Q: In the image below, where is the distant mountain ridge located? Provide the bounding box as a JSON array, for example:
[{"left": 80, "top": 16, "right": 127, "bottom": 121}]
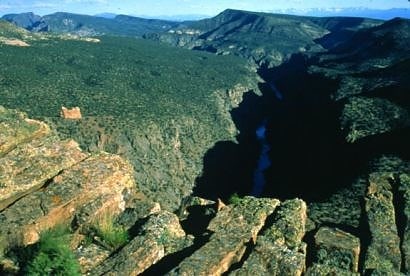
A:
[
  {"left": 145, "top": 9, "right": 383, "bottom": 67},
  {"left": 2, "top": 12, "right": 178, "bottom": 36},
  {"left": 283, "top": 8, "right": 410, "bottom": 20}
]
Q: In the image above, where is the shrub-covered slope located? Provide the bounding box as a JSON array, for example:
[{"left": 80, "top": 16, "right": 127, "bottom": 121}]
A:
[{"left": 0, "top": 23, "right": 259, "bottom": 210}]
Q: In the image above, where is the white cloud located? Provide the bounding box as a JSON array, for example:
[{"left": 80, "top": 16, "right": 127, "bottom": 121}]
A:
[
  {"left": 33, "top": 2, "right": 58, "bottom": 8},
  {"left": 64, "top": 0, "right": 108, "bottom": 3}
]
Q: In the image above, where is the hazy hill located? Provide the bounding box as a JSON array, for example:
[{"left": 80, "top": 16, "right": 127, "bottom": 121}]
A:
[
  {"left": 2, "top": 12, "right": 48, "bottom": 32},
  {"left": 2, "top": 12, "right": 179, "bottom": 36}
]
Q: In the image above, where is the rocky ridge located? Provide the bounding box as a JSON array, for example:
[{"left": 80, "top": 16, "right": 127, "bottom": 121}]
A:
[{"left": 1, "top": 106, "right": 409, "bottom": 275}]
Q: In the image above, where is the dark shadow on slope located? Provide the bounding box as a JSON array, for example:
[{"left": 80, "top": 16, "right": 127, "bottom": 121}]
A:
[
  {"left": 260, "top": 53, "right": 410, "bottom": 202},
  {"left": 193, "top": 85, "right": 276, "bottom": 202},
  {"left": 141, "top": 233, "right": 211, "bottom": 276}
]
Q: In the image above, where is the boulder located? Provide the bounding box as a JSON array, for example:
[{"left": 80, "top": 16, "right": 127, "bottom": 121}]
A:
[
  {"left": 60, "top": 106, "right": 82, "bottom": 120},
  {"left": 0, "top": 138, "right": 88, "bottom": 211},
  {"left": 0, "top": 153, "right": 135, "bottom": 253},
  {"left": 313, "top": 227, "right": 360, "bottom": 273},
  {"left": 306, "top": 264, "right": 360, "bottom": 276},
  {"left": 399, "top": 173, "right": 410, "bottom": 273},
  {"left": 169, "top": 197, "right": 280, "bottom": 275},
  {"left": 364, "top": 173, "right": 402, "bottom": 273},
  {"left": 91, "top": 211, "right": 193, "bottom": 275},
  {"left": 0, "top": 106, "right": 50, "bottom": 156},
  {"left": 232, "top": 199, "right": 307, "bottom": 276}
]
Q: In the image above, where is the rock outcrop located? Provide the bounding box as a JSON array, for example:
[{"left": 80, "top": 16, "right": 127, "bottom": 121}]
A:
[
  {"left": 307, "top": 227, "right": 360, "bottom": 274},
  {"left": 364, "top": 173, "right": 402, "bottom": 273},
  {"left": 60, "top": 106, "right": 82, "bottom": 120},
  {"left": 399, "top": 174, "right": 410, "bottom": 273},
  {"left": 232, "top": 199, "right": 307, "bottom": 276},
  {"left": 170, "top": 197, "right": 280, "bottom": 275},
  {"left": 91, "top": 211, "right": 193, "bottom": 275},
  {"left": 0, "top": 107, "right": 137, "bottom": 263}
]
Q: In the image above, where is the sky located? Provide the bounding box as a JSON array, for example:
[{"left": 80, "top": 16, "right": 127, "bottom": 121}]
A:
[{"left": 0, "top": 0, "right": 409, "bottom": 17}]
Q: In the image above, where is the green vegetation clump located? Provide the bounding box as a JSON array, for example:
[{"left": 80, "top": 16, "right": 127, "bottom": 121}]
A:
[
  {"left": 228, "top": 192, "right": 243, "bottom": 205},
  {"left": 9, "top": 226, "right": 80, "bottom": 276},
  {"left": 91, "top": 212, "right": 129, "bottom": 251}
]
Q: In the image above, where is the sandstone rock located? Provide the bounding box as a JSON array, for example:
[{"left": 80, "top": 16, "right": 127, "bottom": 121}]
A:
[
  {"left": 0, "top": 138, "right": 88, "bottom": 211},
  {"left": 76, "top": 243, "right": 110, "bottom": 274},
  {"left": 0, "top": 153, "right": 135, "bottom": 253},
  {"left": 0, "top": 106, "right": 50, "bottom": 156},
  {"left": 3, "top": 39, "right": 30, "bottom": 47},
  {"left": 364, "top": 172, "right": 402, "bottom": 273},
  {"left": 91, "top": 211, "right": 193, "bottom": 275},
  {"left": 232, "top": 199, "right": 307, "bottom": 276},
  {"left": 169, "top": 197, "right": 280, "bottom": 275},
  {"left": 313, "top": 227, "right": 360, "bottom": 273},
  {"left": 60, "top": 106, "right": 82, "bottom": 120},
  {"left": 399, "top": 173, "right": 410, "bottom": 273}
]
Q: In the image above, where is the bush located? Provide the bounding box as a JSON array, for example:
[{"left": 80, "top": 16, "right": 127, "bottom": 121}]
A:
[
  {"left": 91, "top": 212, "right": 129, "bottom": 251},
  {"left": 17, "top": 226, "right": 80, "bottom": 275},
  {"left": 228, "top": 192, "right": 243, "bottom": 205}
]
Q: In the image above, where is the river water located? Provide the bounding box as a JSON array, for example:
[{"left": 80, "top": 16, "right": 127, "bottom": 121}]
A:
[
  {"left": 251, "top": 82, "right": 283, "bottom": 196},
  {"left": 251, "top": 121, "right": 271, "bottom": 196}
]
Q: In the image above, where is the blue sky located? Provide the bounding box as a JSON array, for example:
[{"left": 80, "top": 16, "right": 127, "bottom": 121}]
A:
[{"left": 0, "top": 0, "right": 409, "bottom": 16}]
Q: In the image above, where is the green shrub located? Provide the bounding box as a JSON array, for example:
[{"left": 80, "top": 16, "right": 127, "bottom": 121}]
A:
[
  {"left": 17, "top": 226, "right": 80, "bottom": 276},
  {"left": 228, "top": 192, "right": 243, "bottom": 205},
  {"left": 91, "top": 212, "right": 129, "bottom": 251}
]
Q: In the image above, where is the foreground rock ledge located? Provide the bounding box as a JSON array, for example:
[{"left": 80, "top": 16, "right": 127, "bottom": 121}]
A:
[
  {"left": 0, "top": 107, "right": 137, "bottom": 257},
  {"left": 169, "top": 197, "right": 280, "bottom": 275}
]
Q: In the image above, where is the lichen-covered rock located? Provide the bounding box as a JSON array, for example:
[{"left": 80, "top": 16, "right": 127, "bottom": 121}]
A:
[
  {"left": 91, "top": 211, "right": 193, "bottom": 276},
  {"left": 0, "top": 138, "right": 88, "bottom": 211},
  {"left": 232, "top": 199, "right": 307, "bottom": 276},
  {"left": 0, "top": 153, "right": 135, "bottom": 253},
  {"left": 306, "top": 264, "right": 360, "bottom": 276},
  {"left": 364, "top": 172, "right": 402, "bottom": 273},
  {"left": 313, "top": 227, "right": 360, "bottom": 273},
  {"left": 0, "top": 106, "right": 50, "bottom": 156},
  {"left": 76, "top": 243, "right": 110, "bottom": 274},
  {"left": 169, "top": 197, "right": 280, "bottom": 275},
  {"left": 399, "top": 173, "right": 410, "bottom": 273}
]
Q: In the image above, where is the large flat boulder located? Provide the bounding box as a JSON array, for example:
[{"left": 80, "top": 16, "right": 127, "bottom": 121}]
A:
[
  {"left": 0, "top": 106, "right": 49, "bottom": 156},
  {"left": 169, "top": 197, "right": 280, "bottom": 275},
  {"left": 91, "top": 211, "right": 192, "bottom": 275},
  {"left": 0, "top": 153, "right": 135, "bottom": 253},
  {"left": 232, "top": 199, "right": 307, "bottom": 276},
  {"left": 0, "top": 138, "right": 88, "bottom": 211},
  {"left": 313, "top": 227, "right": 360, "bottom": 273},
  {"left": 399, "top": 173, "right": 410, "bottom": 273},
  {"left": 364, "top": 173, "right": 402, "bottom": 273}
]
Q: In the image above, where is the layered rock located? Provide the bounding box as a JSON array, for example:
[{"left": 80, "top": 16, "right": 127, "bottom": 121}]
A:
[
  {"left": 169, "top": 197, "right": 280, "bottom": 275},
  {"left": 0, "top": 107, "right": 137, "bottom": 265},
  {"left": 91, "top": 211, "right": 193, "bottom": 275},
  {"left": 0, "top": 106, "right": 50, "bottom": 156},
  {"left": 364, "top": 173, "right": 402, "bottom": 273},
  {"left": 60, "top": 106, "right": 82, "bottom": 120},
  {"left": 0, "top": 138, "right": 87, "bottom": 211},
  {"left": 307, "top": 227, "right": 360, "bottom": 274},
  {"left": 232, "top": 199, "right": 307, "bottom": 276},
  {"left": 399, "top": 174, "right": 410, "bottom": 273}
]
